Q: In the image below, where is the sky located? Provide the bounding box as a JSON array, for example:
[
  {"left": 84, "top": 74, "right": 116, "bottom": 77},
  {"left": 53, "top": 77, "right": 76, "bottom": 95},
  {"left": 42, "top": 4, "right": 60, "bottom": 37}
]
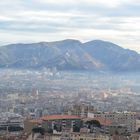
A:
[{"left": 0, "top": 0, "right": 140, "bottom": 52}]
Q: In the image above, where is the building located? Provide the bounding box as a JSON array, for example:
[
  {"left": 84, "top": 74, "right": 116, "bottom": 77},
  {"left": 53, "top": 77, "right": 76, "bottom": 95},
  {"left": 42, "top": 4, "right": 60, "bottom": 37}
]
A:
[
  {"left": 90, "top": 112, "right": 137, "bottom": 133},
  {"left": 0, "top": 112, "right": 24, "bottom": 137},
  {"left": 35, "top": 132, "right": 109, "bottom": 140},
  {"left": 136, "top": 119, "right": 140, "bottom": 131},
  {"left": 41, "top": 115, "right": 82, "bottom": 132},
  {"left": 71, "top": 133, "right": 109, "bottom": 140},
  {"left": 109, "top": 124, "right": 128, "bottom": 135},
  {"left": 67, "top": 103, "right": 96, "bottom": 117}
]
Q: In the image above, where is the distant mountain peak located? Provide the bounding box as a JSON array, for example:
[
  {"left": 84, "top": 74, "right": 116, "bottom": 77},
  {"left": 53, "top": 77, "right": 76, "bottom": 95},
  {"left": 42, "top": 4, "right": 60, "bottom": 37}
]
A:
[
  {"left": 61, "top": 39, "right": 81, "bottom": 43},
  {"left": 0, "top": 39, "right": 140, "bottom": 72},
  {"left": 84, "top": 40, "right": 122, "bottom": 48}
]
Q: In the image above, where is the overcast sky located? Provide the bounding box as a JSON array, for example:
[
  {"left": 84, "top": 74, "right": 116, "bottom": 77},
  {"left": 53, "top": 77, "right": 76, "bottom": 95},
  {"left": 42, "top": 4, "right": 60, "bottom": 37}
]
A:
[{"left": 0, "top": 0, "right": 140, "bottom": 52}]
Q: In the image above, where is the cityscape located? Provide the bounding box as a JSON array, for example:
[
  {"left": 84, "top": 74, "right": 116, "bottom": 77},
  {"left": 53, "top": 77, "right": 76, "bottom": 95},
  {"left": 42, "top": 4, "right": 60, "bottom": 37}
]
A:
[
  {"left": 0, "top": 0, "right": 140, "bottom": 140},
  {"left": 0, "top": 70, "right": 140, "bottom": 139}
]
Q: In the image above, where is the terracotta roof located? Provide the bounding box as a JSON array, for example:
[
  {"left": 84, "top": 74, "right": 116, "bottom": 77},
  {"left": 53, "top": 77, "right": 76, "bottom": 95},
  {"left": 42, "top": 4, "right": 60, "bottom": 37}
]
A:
[
  {"left": 42, "top": 115, "right": 81, "bottom": 121},
  {"left": 83, "top": 117, "right": 112, "bottom": 126},
  {"left": 95, "top": 117, "right": 112, "bottom": 126},
  {"left": 29, "top": 119, "right": 43, "bottom": 123}
]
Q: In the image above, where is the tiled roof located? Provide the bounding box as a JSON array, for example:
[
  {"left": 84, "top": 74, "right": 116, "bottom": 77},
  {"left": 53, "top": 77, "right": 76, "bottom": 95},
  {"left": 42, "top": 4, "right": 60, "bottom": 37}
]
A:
[
  {"left": 95, "top": 117, "right": 112, "bottom": 126},
  {"left": 42, "top": 115, "right": 81, "bottom": 121},
  {"left": 83, "top": 117, "right": 112, "bottom": 126},
  {"left": 29, "top": 119, "right": 43, "bottom": 123}
]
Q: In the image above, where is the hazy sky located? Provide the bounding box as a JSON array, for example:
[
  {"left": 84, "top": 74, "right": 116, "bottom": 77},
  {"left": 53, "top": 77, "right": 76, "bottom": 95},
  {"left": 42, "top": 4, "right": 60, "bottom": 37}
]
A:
[{"left": 0, "top": 0, "right": 140, "bottom": 52}]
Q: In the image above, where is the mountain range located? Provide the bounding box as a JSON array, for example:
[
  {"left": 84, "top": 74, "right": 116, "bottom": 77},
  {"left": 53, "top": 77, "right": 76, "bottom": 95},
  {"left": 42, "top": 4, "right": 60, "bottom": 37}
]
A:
[{"left": 0, "top": 39, "right": 140, "bottom": 72}]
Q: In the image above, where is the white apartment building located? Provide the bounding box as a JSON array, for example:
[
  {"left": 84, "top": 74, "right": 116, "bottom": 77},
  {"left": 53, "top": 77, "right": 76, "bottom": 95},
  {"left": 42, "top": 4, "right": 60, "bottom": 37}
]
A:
[
  {"left": 0, "top": 112, "right": 24, "bottom": 131},
  {"left": 90, "top": 112, "right": 137, "bottom": 132}
]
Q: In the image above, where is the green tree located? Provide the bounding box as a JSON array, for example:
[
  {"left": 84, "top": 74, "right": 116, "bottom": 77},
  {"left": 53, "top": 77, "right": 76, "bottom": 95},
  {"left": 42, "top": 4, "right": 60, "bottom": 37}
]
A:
[
  {"left": 86, "top": 120, "right": 101, "bottom": 128},
  {"left": 32, "top": 127, "right": 45, "bottom": 135}
]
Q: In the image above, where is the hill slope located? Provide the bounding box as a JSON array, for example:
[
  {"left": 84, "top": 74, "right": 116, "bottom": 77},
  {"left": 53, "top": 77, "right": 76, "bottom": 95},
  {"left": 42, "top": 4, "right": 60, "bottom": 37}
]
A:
[{"left": 0, "top": 39, "right": 140, "bottom": 72}]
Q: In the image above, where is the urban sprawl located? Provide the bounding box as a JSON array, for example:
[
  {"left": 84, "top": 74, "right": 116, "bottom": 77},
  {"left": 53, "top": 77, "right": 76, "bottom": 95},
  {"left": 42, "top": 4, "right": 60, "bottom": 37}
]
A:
[{"left": 0, "top": 70, "right": 140, "bottom": 140}]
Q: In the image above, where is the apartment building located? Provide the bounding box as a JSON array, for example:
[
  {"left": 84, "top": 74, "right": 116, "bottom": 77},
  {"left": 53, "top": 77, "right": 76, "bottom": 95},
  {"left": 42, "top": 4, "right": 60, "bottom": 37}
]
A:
[
  {"left": 41, "top": 115, "right": 81, "bottom": 132},
  {"left": 92, "top": 112, "right": 137, "bottom": 132},
  {"left": 0, "top": 112, "right": 24, "bottom": 129},
  {"left": 67, "top": 103, "right": 96, "bottom": 117}
]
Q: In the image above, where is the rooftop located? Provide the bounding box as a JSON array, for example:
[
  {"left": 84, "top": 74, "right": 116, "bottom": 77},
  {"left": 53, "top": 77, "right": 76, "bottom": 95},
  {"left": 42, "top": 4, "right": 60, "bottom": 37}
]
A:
[
  {"left": 29, "top": 119, "right": 43, "bottom": 123},
  {"left": 42, "top": 115, "right": 81, "bottom": 121},
  {"left": 83, "top": 117, "right": 112, "bottom": 126}
]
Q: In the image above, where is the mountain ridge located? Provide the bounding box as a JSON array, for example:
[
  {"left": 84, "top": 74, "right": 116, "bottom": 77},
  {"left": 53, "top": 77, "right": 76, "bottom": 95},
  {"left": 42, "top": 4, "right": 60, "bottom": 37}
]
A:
[{"left": 0, "top": 39, "right": 140, "bottom": 72}]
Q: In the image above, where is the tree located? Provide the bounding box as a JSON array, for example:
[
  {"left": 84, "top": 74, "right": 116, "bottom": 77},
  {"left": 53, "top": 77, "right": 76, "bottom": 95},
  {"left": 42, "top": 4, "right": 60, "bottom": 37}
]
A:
[
  {"left": 32, "top": 127, "right": 45, "bottom": 135},
  {"left": 73, "top": 125, "right": 80, "bottom": 132},
  {"left": 86, "top": 120, "right": 101, "bottom": 128}
]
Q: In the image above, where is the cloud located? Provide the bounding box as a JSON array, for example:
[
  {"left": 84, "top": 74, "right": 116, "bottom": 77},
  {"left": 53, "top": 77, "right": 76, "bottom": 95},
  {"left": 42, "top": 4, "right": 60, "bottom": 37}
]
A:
[{"left": 0, "top": 0, "right": 140, "bottom": 52}]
